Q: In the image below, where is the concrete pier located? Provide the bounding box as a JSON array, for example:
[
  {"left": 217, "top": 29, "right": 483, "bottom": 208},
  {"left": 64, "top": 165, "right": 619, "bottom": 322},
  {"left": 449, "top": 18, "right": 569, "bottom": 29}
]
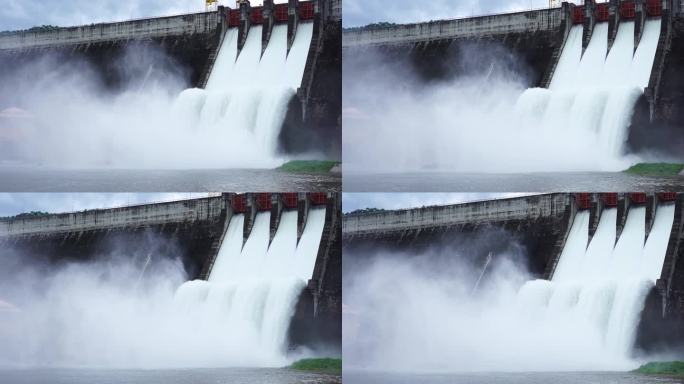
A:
[
  {"left": 343, "top": 8, "right": 563, "bottom": 48},
  {"left": 0, "top": 12, "right": 222, "bottom": 51}
]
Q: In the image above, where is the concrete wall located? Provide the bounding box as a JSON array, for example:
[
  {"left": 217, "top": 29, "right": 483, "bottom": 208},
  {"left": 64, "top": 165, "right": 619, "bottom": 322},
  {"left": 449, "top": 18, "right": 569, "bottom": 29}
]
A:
[
  {"left": 629, "top": 16, "right": 684, "bottom": 157},
  {"left": 344, "top": 194, "right": 571, "bottom": 237},
  {"left": 343, "top": 8, "right": 564, "bottom": 89},
  {"left": 0, "top": 12, "right": 221, "bottom": 51},
  {"left": 344, "top": 194, "right": 574, "bottom": 278},
  {"left": 330, "top": 0, "right": 342, "bottom": 21},
  {"left": 0, "top": 197, "right": 225, "bottom": 237},
  {"left": 343, "top": 8, "right": 563, "bottom": 47},
  {"left": 289, "top": 193, "right": 342, "bottom": 352}
]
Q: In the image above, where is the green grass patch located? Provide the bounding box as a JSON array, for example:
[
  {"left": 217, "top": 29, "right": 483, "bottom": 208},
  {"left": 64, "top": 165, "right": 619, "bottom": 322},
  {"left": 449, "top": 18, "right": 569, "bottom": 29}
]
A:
[
  {"left": 278, "top": 160, "right": 340, "bottom": 173},
  {"left": 289, "top": 358, "right": 342, "bottom": 375},
  {"left": 624, "top": 163, "right": 684, "bottom": 176},
  {"left": 634, "top": 361, "right": 684, "bottom": 376}
]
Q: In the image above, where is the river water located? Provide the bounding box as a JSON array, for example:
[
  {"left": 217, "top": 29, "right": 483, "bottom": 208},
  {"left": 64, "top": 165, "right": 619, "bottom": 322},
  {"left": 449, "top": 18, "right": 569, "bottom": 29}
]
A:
[
  {"left": 345, "top": 371, "right": 684, "bottom": 384},
  {"left": 0, "top": 368, "right": 341, "bottom": 384},
  {"left": 0, "top": 166, "right": 340, "bottom": 192},
  {"left": 344, "top": 172, "right": 684, "bottom": 192}
]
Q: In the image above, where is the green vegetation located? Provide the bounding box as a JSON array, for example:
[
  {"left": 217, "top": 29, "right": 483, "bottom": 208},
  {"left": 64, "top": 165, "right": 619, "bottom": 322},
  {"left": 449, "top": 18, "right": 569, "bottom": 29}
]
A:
[
  {"left": 624, "top": 163, "right": 684, "bottom": 176},
  {"left": 345, "top": 22, "right": 399, "bottom": 32},
  {"left": 1, "top": 25, "right": 60, "bottom": 35},
  {"left": 289, "top": 358, "right": 342, "bottom": 375},
  {"left": 635, "top": 361, "right": 684, "bottom": 376},
  {"left": 0, "top": 211, "right": 50, "bottom": 220},
  {"left": 346, "top": 208, "right": 387, "bottom": 215},
  {"left": 278, "top": 160, "right": 340, "bottom": 173}
]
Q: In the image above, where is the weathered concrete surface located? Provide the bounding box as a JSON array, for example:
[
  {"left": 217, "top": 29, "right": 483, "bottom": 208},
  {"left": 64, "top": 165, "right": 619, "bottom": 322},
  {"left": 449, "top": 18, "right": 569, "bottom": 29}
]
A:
[
  {"left": 0, "top": 12, "right": 221, "bottom": 50},
  {"left": 343, "top": 8, "right": 563, "bottom": 47},
  {"left": 0, "top": 197, "right": 224, "bottom": 237},
  {"left": 343, "top": 8, "right": 564, "bottom": 88},
  {"left": 344, "top": 194, "right": 570, "bottom": 236},
  {"left": 344, "top": 194, "right": 574, "bottom": 277},
  {"left": 0, "top": 196, "right": 228, "bottom": 279}
]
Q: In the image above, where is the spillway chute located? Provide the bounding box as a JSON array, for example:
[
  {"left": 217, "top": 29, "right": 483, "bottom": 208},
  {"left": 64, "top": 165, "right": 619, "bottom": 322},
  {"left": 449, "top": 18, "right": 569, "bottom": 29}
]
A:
[
  {"left": 516, "top": 197, "right": 675, "bottom": 367},
  {"left": 172, "top": 203, "right": 328, "bottom": 366},
  {"left": 517, "top": 16, "right": 663, "bottom": 169},
  {"left": 171, "top": 21, "right": 314, "bottom": 168}
]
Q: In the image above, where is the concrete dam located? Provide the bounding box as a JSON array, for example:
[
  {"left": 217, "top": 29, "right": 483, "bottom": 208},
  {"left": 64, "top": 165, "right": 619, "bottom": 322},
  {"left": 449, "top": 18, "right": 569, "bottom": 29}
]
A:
[
  {"left": 343, "top": 0, "right": 684, "bottom": 169},
  {"left": 0, "top": 0, "right": 341, "bottom": 162},
  {"left": 343, "top": 192, "right": 684, "bottom": 362},
  {"left": 0, "top": 193, "right": 341, "bottom": 357}
]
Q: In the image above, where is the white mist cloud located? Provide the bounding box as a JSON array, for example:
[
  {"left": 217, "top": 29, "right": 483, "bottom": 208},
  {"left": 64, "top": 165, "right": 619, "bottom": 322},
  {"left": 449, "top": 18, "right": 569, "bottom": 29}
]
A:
[
  {"left": 0, "top": 43, "right": 294, "bottom": 169},
  {"left": 343, "top": 249, "right": 643, "bottom": 373},
  {"left": 0, "top": 242, "right": 303, "bottom": 368},
  {"left": 343, "top": 45, "right": 641, "bottom": 173}
]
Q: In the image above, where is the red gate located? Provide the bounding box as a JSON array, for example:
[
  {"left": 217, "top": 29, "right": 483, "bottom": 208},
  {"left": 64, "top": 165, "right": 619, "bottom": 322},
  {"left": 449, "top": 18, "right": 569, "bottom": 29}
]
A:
[
  {"left": 630, "top": 193, "right": 647, "bottom": 204},
  {"left": 251, "top": 7, "right": 263, "bottom": 24},
  {"left": 300, "top": 1, "right": 315, "bottom": 20},
  {"left": 620, "top": 1, "right": 636, "bottom": 18},
  {"left": 646, "top": 0, "right": 662, "bottom": 17},
  {"left": 256, "top": 193, "right": 272, "bottom": 211},
  {"left": 282, "top": 193, "right": 299, "bottom": 209},
  {"left": 275, "top": 3, "right": 288, "bottom": 21},
  {"left": 573, "top": 6, "right": 585, "bottom": 24},
  {"left": 310, "top": 193, "right": 327, "bottom": 206},
  {"left": 596, "top": 3, "right": 610, "bottom": 22},
  {"left": 229, "top": 9, "right": 241, "bottom": 27},
  {"left": 232, "top": 194, "right": 247, "bottom": 213},
  {"left": 576, "top": 193, "right": 591, "bottom": 210},
  {"left": 603, "top": 193, "right": 618, "bottom": 207}
]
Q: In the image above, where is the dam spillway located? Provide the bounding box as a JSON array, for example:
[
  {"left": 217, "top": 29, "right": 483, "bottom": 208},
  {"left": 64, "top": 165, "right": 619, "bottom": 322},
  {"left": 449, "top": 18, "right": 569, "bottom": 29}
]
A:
[
  {"left": 343, "top": 0, "right": 684, "bottom": 171},
  {"left": 0, "top": 0, "right": 342, "bottom": 165},
  {"left": 175, "top": 204, "right": 326, "bottom": 365},
  {"left": 0, "top": 193, "right": 342, "bottom": 365},
  {"left": 343, "top": 192, "right": 684, "bottom": 364}
]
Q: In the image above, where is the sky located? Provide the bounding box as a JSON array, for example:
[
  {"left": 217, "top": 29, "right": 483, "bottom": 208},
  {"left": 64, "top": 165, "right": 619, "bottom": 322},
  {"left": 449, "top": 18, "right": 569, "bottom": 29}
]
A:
[
  {"left": 0, "top": 0, "right": 579, "bottom": 31},
  {"left": 0, "top": 0, "right": 280, "bottom": 31},
  {"left": 342, "top": 193, "right": 535, "bottom": 213},
  {"left": 344, "top": 0, "right": 557, "bottom": 27},
  {"left": 0, "top": 193, "right": 212, "bottom": 217}
]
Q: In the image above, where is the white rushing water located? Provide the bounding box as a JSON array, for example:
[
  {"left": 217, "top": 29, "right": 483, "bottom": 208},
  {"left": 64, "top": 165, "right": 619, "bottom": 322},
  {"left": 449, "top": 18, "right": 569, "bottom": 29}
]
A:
[
  {"left": 516, "top": 19, "right": 662, "bottom": 169},
  {"left": 174, "top": 206, "right": 327, "bottom": 366},
  {"left": 172, "top": 23, "right": 313, "bottom": 167},
  {"left": 518, "top": 202, "right": 675, "bottom": 367}
]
